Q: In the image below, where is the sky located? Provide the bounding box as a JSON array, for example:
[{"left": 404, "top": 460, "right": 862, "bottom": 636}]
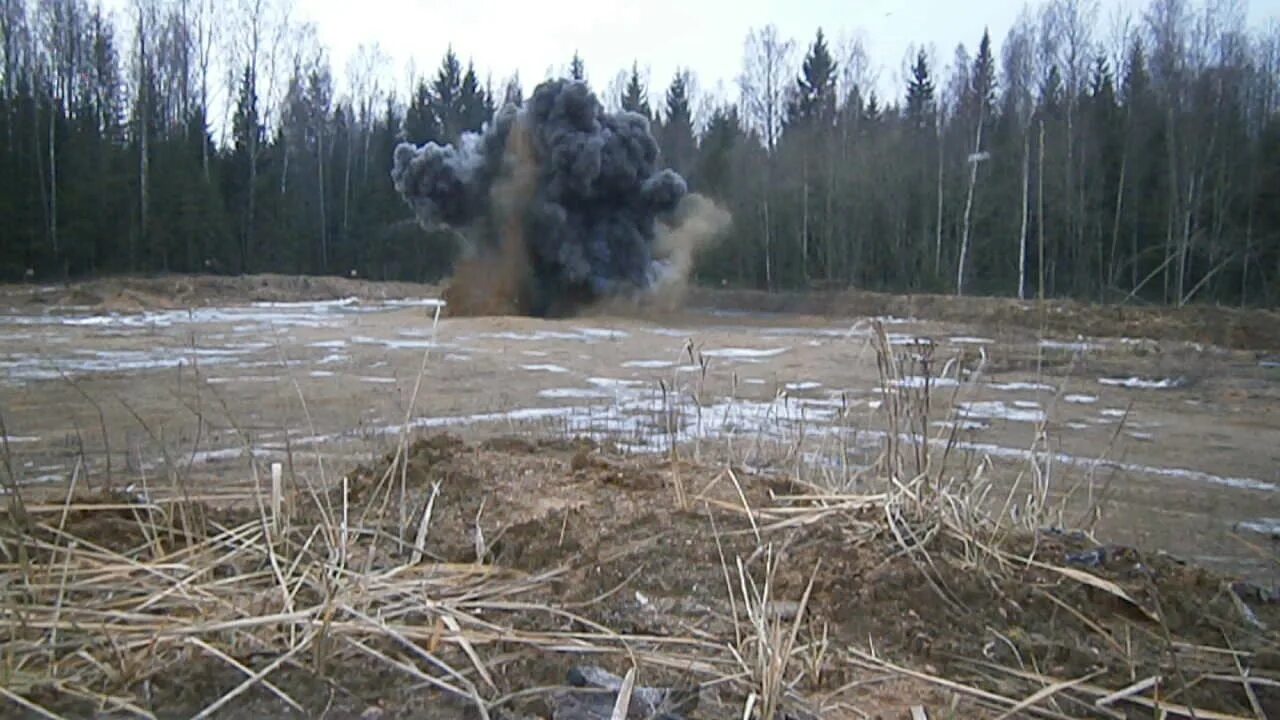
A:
[{"left": 295, "top": 0, "right": 1278, "bottom": 108}]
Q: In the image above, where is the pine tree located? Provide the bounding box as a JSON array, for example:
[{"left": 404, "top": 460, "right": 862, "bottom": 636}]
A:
[
  {"left": 404, "top": 79, "right": 439, "bottom": 143},
  {"left": 969, "top": 29, "right": 996, "bottom": 121},
  {"left": 458, "top": 62, "right": 489, "bottom": 132},
  {"left": 787, "top": 28, "right": 838, "bottom": 127},
  {"left": 905, "top": 49, "right": 936, "bottom": 132},
  {"left": 431, "top": 47, "right": 463, "bottom": 140},
  {"left": 569, "top": 51, "right": 585, "bottom": 81},
  {"left": 659, "top": 70, "right": 695, "bottom": 179},
  {"left": 621, "top": 62, "right": 650, "bottom": 119}
]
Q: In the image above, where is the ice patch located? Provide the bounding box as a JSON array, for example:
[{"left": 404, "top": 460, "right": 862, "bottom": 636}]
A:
[
  {"left": 1064, "top": 394, "right": 1097, "bottom": 404},
  {"left": 1099, "top": 376, "right": 1184, "bottom": 389},
  {"left": 990, "top": 381, "right": 1055, "bottom": 392},
  {"left": 959, "top": 400, "right": 1046, "bottom": 423},
  {"left": 623, "top": 360, "right": 676, "bottom": 369},
  {"left": 521, "top": 364, "right": 570, "bottom": 374},
  {"left": 701, "top": 347, "right": 789, "bottom": 359}
]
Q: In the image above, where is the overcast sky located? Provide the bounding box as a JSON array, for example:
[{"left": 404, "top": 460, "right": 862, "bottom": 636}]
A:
[{"left": 295, "top": 0, "right": 1277, "bottom": 106}]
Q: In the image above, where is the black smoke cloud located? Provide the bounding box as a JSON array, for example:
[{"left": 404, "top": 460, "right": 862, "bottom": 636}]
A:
[{"left": 391, "top": 79, "right": 707, "bottom": 317}]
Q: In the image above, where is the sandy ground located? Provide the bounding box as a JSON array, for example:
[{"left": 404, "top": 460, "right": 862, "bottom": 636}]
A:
[{"left": 2, "top": 277, "right": 1279, "bottom": 587}]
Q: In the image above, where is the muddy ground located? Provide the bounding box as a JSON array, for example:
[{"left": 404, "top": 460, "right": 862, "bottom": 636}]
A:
[
  {"left": 2, "top": 274, "right": 1280, "bottom": 716},
  {"left": 6, "top": 435, "right": 1279, "bottom": 719}
]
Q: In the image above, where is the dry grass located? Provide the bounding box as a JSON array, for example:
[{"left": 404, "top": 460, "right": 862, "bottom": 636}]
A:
[{"left": 1, "top": 318, "right": 1277, "bottom": 719}]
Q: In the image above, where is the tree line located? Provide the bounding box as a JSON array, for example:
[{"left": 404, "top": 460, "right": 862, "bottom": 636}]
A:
[{"left": 1, "top": 0, "right": 1278, "bottom": 306}]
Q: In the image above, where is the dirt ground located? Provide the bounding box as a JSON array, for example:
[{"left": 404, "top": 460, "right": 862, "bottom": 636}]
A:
[
  {"left": 3, "top": 274, "right": 1280, "bottom": 717},
  {"left": 6, "top": 435, "right": 1279, "bottom": 719}
]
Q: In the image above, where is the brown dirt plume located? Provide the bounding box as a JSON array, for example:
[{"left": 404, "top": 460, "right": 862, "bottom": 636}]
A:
[{"left": 442, "top": 116, "right": 538, "bottom": 317}]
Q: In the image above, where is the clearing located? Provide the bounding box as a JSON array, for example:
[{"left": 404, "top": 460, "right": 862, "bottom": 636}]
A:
[{"left": 1, "top": 274, "right": 1278, "bottom": 718}]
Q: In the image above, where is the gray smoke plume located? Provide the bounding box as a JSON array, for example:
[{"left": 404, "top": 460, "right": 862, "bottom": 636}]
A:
[{"left": 391, "top": 78, "right": 719, "bottom": 317}]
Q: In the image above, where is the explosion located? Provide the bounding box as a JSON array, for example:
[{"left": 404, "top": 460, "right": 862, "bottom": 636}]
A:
[{"left": 391, "top": 78, "right": 728, "bottom": 317}]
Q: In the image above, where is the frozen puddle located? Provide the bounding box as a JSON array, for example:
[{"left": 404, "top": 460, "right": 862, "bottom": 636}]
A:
[{"left": 1099, "top": 376, "right": 1184, "bottom": 389}]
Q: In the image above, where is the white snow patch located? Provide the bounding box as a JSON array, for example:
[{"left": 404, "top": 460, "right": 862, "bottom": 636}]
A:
[
  {"left": 1013, "top": 400, "right": 1042, "bottom": 409},
  {"left": 1100, "top": 408, "right": 1129, "bottom": 418},
  {"left": 206, "top": 376, "right": 278, "bottom": 385},
  {"left": 309, "top": 340, "right": 347, "bottom": 348},
  {"left": 1, "top": 435, "right": 40, "bottom": 443},
  {"left": 520, "top": 364, "right": 570, "bottom": 374},
  {"left": 1064, "top": 394, "right": 1098, "bottom": 404},
  {"left": 893, "top": 376, "right": 960, "bottom": 389},
  {"left": 1238, "top": 518, "right": 1280, "bottom": 535},
  {"left": 934, "top": 419, "right": 988, "bottom": 431},
  {"left": 1040, "top": 339, "right": 1093, "bottom": 352},
  {"left": 623, "top": 360, "right": 676, "bottom": 369},
  {"left": 990, "top": 381, "right": 1055, "bottom": 392},
  {"left": 538, "top": 388, "right": 610, "bottom": 399},
  {"left": 574, "top": 327, "right": 630, "bottom": 339},
  {"left": 309, "top": 370, "right": 335, "bottom": 378},
  {"left": 1065, "top": 422, "right": 1090, "bottom": 430},
  {"left": 959, "top": 400, "right": 1046, "bottom": 423},
  {"left": 522, "top": 350, "right": 549, "bottom": 357},
  {"left": 1099, "top": 376, "right": 1184, "bottom": 389},
  {"left": 701, "top": 347, "right": 789, "bottom": 359},
  {"left": 359, "top": 376, "right": 396, "bottom": 384},
  {"left": 785, "top": 381, "right": 822, "bottom": 391},
  {"left": 950, "top": 336, "right": 995, "bottom": 345}
]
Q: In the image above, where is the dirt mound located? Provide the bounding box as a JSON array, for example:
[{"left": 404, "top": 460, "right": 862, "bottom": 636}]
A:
[
  {"left": 7, "top": 434, "right": 1279, "bottom": 718},
  {"left": 692, "top": 287, "right": 1280, "bottom": 351}
]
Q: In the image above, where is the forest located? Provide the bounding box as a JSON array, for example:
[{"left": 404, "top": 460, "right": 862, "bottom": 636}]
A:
[{"left": 1, "top": 0, "right": 1278, "bottom": 306}]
